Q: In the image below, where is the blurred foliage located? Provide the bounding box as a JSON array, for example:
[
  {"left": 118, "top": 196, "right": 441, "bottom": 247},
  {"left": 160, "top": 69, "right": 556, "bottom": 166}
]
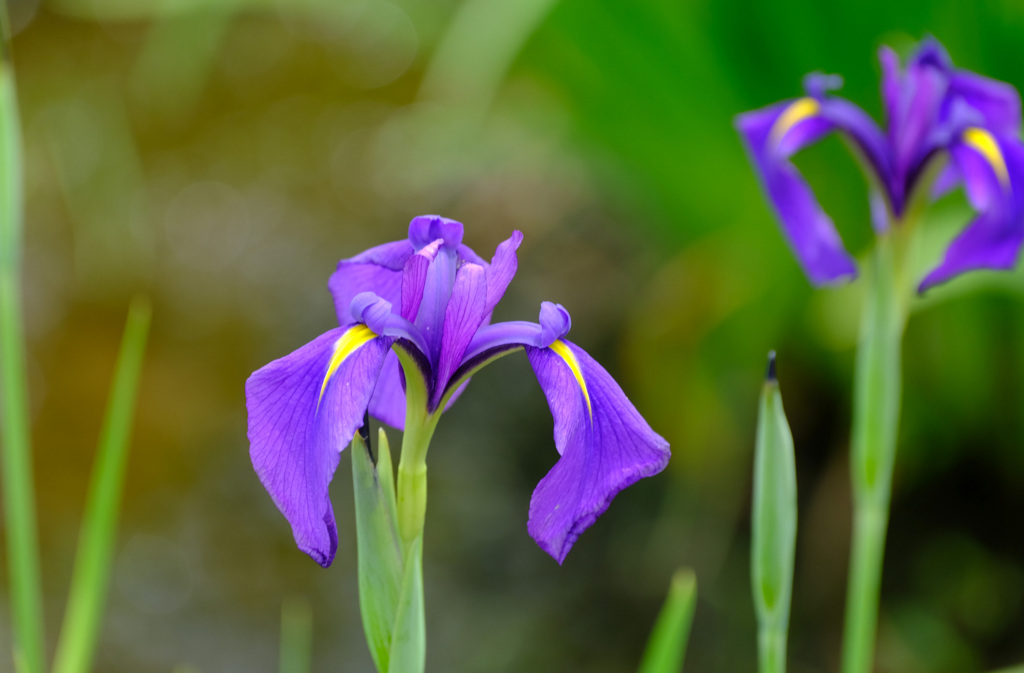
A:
[{"left": 1, "top": 0, "right": 1024, "bottom": 671}]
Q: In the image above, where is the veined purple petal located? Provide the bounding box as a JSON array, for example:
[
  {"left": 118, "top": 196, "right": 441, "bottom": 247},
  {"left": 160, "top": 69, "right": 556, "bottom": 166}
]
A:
[
  {"left": 414, "top": 242, "right": 458, "bottom": 360},
  {"left": 525, "top": 340, "right": 670, "bottom": 564},
  {"left": 328, "top": 240, "right": 412, "bottom": 325},
  {"left": 920, "top": 132, "right": 1024, "bottom": 291},
  {"left": 484, "top": 230, "right": 524, "bottom": 315},
  {"left": 246, "top": 326, "right": 394, "bottom": 566},
  {"left": 433, "top": 263, "right": 487, "bottom": 409},
  {"left": 401, "top": 239, "right": 442, "bottom": 322},
  {"left": 736, "top": 100, "right": 859, "bottom": 285}
]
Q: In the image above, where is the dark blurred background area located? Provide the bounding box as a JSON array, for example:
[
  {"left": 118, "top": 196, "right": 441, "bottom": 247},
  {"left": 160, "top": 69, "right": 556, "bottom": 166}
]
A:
[{"left": 2, "top": 0, "right": 1024, "bottom": 671}]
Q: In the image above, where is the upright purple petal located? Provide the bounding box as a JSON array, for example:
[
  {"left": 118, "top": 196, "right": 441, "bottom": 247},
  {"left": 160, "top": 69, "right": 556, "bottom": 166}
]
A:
[
  {"left": 328, "top": 240, "right": 413, "bottom": 325},
  {"left": 408, "top": 215, "right": 463, "bottom": 250},
  {"left": 525, "top": 340, "right": 670, "bottom": 564},
  {"left": 483, "top": 230, "right": 524, "bottom": 315},
  {"left": 920, "top": 132, "right": 1024, "bottom": 290},
  {"left": 401, "top": 239, "right": 443, "bottom": 322},
  {"left": 433, "top": 263, "right": 487, "bottom": 409},
  {"left": 736, "top": 100, "right": 859, "bottom": 285},
  {"left": 246, "top": 326, "right": 394, "bottom": 566}
]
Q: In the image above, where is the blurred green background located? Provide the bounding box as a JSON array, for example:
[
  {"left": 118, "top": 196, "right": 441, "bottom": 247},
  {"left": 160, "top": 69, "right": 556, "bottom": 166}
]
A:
[{"left": 3, "top": 0, "right": 1024, "bottom": 670}]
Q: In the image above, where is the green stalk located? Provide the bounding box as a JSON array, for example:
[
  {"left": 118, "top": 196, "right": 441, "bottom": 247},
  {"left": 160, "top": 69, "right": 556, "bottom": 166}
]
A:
[
  {"left": 840, "top": 231, "right": 911, "bottom": 673},
  {"left": 52, "top": 297, "right": 151, "bottom": 673},
  {"left": 0, "top": 13, "right": 46, "bottom": 672},
  {"left": 393, "top": 348, "right": 440, "bottom": 550}
]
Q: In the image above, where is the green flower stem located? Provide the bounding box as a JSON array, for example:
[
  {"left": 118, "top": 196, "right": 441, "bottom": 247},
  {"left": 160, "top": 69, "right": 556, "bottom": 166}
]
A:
[
  {"left": 0, "top": 17, "right": 46, "bottom": 673},
  {"left": 394, "top": 349, "right": 441, "bottom": 550},
  {"left": 841, "top": 230, "right": 912, "bottom": 673}
]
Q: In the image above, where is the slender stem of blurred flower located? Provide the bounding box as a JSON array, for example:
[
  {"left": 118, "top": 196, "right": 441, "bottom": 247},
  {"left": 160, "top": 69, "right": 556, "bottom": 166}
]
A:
[
  {"left": 52, "top": 298, "right": 151, "bottom": 673},
  {"left": 278, "top": 596, "right": 312, "bottom": 673},
  {"left": 0, "top": 11, "right": 46, "bottom": 671},
  {"left": 841, "top": 230, "right": 911, "bottom": 673}
]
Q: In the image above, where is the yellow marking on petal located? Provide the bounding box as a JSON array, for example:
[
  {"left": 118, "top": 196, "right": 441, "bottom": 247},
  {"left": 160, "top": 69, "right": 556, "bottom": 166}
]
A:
[
  {"left": 318, "top": 324, "right": 377, "bottom": 408},
  {"left": 963, "top": 126, "right": 1010, "bottom": 190},
  {"left": 550, "top": 339, "right": 592, "bottom": 419},
  {"left": 768, "top": 97, "right": 820, "bottom": 149}
]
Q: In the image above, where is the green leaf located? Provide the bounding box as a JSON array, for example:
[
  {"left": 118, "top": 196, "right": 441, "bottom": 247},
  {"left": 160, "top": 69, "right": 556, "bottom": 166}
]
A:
[
  {"left": 751, "top": 352, "right": 797, "bottom": 673},
  {"left": 352, "top": 426, "right": 404, "bottom": 673},
  {"left": 0, "top": 19, "right": 46, "bottom": 673},
  {"left": 387, "top": 535, "right": 425, "bottom": 673},
  {"left": 279, "top": 596, "right": 313, "bottom": 673},
  {"left": 637, "top": 568, "right": 697, "bottom": 673},
  {"left": 52, "top": 297, "right": 152, "bottom": 673}
]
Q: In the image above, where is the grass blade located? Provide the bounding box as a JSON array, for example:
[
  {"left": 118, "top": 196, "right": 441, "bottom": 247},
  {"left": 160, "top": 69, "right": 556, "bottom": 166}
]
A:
[
  {"left": 279, "top": 596, "right": 312, "bottom": 673},
  {"left": 0, "top": 9, "right": 46, "bottom": 671},
  {"left": 52, "top": 297, "right": 152, "bottom": 673},
  {"left": 637, "top": 569, "right": 698, "bottom": 673}
]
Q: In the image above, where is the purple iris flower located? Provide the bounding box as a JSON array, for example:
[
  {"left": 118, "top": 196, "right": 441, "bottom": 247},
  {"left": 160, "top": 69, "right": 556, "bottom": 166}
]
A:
[
  {"left": 736, "top": 37, "right": 1024, "bottom": 291},
  {"left": 246, "top": 215, "right": 670, "bottom": 566}
]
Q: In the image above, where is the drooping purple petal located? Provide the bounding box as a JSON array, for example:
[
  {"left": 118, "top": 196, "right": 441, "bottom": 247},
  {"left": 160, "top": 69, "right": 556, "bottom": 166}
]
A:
[
  {"left": 948, "top": 70, "right": 1022, "bottom": 137},
  {"left": 736, "top": 100, "right": 859, "bottom": 285},
  {"left": 328, "top": 240, "right": 413, "bottom": 325},
  {"left": 919, "top": 133, "right": 1024, "bottom": 291},
  {"left": 368, "top": 351, "right": 407, "bottom": 429},
  {"left": 246, "top": 326, "right": 394, "bottom": 566},
  {"left": 525, "top": 340, "right": 670, "bottom": 564},
  {"left": 432, "top": 263, "right": 487, "bottom": 409}
]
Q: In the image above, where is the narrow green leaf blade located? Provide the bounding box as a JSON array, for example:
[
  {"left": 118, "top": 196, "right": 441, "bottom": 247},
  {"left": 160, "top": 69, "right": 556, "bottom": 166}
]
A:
[
  {"left": 279, "top": 596, "right": 312, "bottom": 673},
  {"left": 52, "top": 296, "right": 152, "bottom": 673},
  {"left": 352, "top": 426, "right": 404, "bottom": 672},
  {"left": 637, "top": 568, "right": 697, "bottom": 673},
  {"left": 387, "top": 535, "right": 425, "bottom": 673},
  {"left": 0, "top": 28, "right": 45, "bottom": 671},
  {"left": 752, "top": 352, "right": 797, "bottom": 673}
]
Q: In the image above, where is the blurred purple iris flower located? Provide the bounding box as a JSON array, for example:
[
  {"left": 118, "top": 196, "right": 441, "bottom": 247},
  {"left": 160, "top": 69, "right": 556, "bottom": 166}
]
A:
[
  {"left": 737, "top": 38, "right": 1024, "bottom": 291},
  {"left": 246, "top": 215, "right": 670, "bottom": 566}
]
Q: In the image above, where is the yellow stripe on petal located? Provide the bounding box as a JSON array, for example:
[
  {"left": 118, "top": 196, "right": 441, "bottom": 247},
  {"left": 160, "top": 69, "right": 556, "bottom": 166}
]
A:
[
  {"left": 768, "top": 97, "right": 820, "bottom": 149},
  {"left": 550, "top": 339, "right": 592, "bottom": 419},
  {"left": 963, "top": 126, "right": 1010, "bottom": 190},
  {"left": 318, "top": 324, "right": 377, "bottom": 408}
]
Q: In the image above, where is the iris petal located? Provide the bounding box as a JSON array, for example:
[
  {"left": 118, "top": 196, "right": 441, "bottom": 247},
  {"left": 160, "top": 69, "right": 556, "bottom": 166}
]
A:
[
  {"left": 433, "top": 263, "right": 487, "bottom": 409},
  {"left": 246, "top": 326, "right": 394, "bottom": 566},
  {"left": 920, "top": 134, "right": 1024, "bottom": 291},
  {"left": 736, "top": 101, "right": 859, "bottom": 285},
  {"left": 525, "top": 340, "right": 670, "bottom": 564},
  {"left": 484, "top": 230, "right": 524, "bottom": 315},
  {"left": 328, "top": 240, "right": 412, "bottom": 325}
]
